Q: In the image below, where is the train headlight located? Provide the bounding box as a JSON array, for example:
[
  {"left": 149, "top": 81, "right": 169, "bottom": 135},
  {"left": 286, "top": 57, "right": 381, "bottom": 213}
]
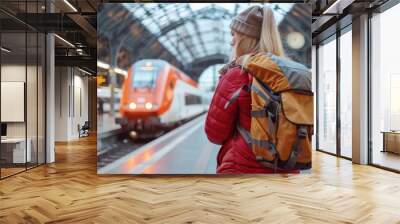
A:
[
  {"left": 145, "top": 102, "right": 153, "bottom": 110},
  {"left": 128, "top": 102, "right": 137, "bottom": 110}
]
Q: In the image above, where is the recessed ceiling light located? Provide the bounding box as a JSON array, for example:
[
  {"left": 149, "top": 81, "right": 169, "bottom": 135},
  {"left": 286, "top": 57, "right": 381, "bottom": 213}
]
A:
[
  {"left": 1, "top": 47, "right": 11, "bottom": 53},
  {"left": 63, "top": 0, "right": 78, "bottom": 12},
  {"left": 114, "top": 68, "right": 128, "bottom": 76},
  {"left": 323, "top": 0, "right": 354, "bottom": 15},
  {"left": 54, "top": 34, "right": 75, "bottom": 48},
  {"left": 78, "top": 67, "right": 92, "bottom": 76},
  {"left": 97, "top": 61, "right": 110, "bottom": 70}
]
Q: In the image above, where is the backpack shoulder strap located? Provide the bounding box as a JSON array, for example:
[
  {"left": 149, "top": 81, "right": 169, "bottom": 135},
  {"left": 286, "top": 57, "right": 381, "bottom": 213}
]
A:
[
  {"left": 237, "top": 124, "right": 252, "bottom": 148},
  {"left": 224, "top": 84, "right": 248, "bottom": 109},
  {"left": 223, "top": 73, "right": 252, "bottom": 109}
]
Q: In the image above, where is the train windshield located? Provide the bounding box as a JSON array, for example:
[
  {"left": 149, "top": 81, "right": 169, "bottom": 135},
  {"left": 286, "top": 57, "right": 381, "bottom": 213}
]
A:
[{"left": 132, "top": 66, "right": 158, "bottom": 88}]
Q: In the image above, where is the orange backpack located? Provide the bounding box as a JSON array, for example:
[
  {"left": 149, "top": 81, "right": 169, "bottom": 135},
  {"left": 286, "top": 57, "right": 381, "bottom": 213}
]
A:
[{"left": 226, "top": 53, "right": 313, "bottom": 171}]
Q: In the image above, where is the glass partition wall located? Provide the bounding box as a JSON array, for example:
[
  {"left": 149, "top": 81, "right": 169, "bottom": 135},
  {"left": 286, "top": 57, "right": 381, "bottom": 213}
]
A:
[
  {"left": 0, "top": 2, "right": 46, "bottom": 179},
  {"left": 0, "top": 31, "right": 27, "bottom": 177},
  {"left": 316, "top": 26, "right": 353, "bottom": 159}
]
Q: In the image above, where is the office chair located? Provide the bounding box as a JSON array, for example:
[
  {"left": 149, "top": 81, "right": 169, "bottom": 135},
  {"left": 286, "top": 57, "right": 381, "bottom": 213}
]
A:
[{"left": 78, "top": 121, "right": 90, "bottom": 138}]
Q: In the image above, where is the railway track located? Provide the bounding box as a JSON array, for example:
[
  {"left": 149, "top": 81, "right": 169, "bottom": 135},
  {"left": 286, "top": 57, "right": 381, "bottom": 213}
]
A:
[{"left": 97, "top": 139, "right": 148, "bottom": 169}]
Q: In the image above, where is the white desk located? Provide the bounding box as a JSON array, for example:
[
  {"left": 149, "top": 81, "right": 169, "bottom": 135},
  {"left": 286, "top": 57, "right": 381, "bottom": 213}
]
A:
[{"left": 1, "top": 138, "right": 31, "bottom": 163}]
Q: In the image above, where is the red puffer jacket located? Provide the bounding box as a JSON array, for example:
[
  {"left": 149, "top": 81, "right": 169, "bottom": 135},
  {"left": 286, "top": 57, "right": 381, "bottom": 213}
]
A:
[{"left": 205, "top": 66, "right": 299, "bottom": 174}]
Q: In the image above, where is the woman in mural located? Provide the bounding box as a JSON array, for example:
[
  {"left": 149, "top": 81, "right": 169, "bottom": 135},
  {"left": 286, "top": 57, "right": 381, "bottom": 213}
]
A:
[{"left": 205, "top": 5, "right": 308, "bottom": 174}]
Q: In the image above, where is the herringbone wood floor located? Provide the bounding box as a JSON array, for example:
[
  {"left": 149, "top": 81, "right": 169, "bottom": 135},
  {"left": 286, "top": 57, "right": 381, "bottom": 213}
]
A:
[{"left": 1, "top": 135, "right": 400, "bottom": 224}]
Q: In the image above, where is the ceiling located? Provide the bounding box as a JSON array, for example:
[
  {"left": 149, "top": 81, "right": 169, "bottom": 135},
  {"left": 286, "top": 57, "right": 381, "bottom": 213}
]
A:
[
  {"left": 98, "top": 3, "right": 311, "bottom": 80},
  {"left": 0, "top": 0, "right": 97, "bottom": 74},
  {"left": 311, "top": 0, "right": 391, "bottom": 44}
]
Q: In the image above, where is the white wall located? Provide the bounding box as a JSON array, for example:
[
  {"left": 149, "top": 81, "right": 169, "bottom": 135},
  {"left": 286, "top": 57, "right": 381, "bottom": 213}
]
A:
[
  {"left": 1, "top": 64, "right": 46, "bottom": 164},
  {"left": 1, "top": 65, "right": 26, "bottom": 140},
  {"left": 55, "top": 67, "right": 69, "bottom": 141},
  {"left": 54, "top": 67, "right": 89, "bottom": 141},
  {"left": 1, "top": 65, "right": 41, "bottom": 138}
]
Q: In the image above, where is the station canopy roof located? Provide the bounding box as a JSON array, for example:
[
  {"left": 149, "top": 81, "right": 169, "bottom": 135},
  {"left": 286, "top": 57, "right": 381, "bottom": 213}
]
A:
[{"left": 121, "top": 3, "right": 293, "bottom": 65}]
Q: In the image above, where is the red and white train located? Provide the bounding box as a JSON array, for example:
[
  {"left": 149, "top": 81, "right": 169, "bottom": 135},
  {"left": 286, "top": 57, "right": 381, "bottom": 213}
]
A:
[{"left": 116, "top": 59, "right": 209, "bottom": 137}]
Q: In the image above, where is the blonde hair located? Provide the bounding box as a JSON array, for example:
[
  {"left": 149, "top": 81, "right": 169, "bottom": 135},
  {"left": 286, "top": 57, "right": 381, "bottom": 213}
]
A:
[{"left": 231, "top": 7, "right": 285, "bottom": 63}]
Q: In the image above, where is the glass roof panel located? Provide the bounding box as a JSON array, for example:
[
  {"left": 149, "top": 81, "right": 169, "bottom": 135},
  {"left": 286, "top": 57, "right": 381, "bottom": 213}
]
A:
[{"left": 122, "top": 3, "right": 294, "bottom": 66}]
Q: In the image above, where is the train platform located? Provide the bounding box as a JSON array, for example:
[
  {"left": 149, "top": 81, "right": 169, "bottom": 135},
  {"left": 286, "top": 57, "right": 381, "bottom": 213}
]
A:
[{"left": 98, "top": 114, "right": 219, "bottom": 174}]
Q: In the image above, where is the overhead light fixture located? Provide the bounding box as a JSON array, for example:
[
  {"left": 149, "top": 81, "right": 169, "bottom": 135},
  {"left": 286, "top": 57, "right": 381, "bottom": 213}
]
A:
[
  {"left": 97, "top": 61, "right": 110, "bottom": 70},
  {"left": 114, "top": 68, "right": 128, "bottom": 76},
  {"left": 322, "top": 0, "right": 354, "bottom": 15},
  {"left": 63, "top": 0, "right": 78, "bottom": 12},
  {"left": 1, "top": 47, "right": 11, "bottom": 53},
  {"left": 54, "top": 34, "right": 75, "bottom": 48},
  {"left": 78, "top": 67, "right": 92, "bottom": 76},
  {"left": 323, "top": 1, "right": 341, "bottom": 14}
]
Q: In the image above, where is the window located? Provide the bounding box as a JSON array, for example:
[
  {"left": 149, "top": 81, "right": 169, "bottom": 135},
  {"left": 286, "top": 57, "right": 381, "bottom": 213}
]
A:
[
  {"left": 132, "top": 68, "right": 159, "bottom": 88},
  {"left": 340, "top": 29, "right": 352, "bottom": 158},
  {"left": 317, "top": 37, "right": 337, "bottom": 154},
  {"left": 184, "top": 94, "right": 202, "bottom": 105},
  {"left": 370, "top": 3, "right": 400, "bottom": 171}
]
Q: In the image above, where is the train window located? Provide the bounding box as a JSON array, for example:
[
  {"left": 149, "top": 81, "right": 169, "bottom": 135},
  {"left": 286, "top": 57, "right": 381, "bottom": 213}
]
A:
[
  {"left": 185, "top": 94, "right": 202, "bottom": 105},
  {"left": 132, "top": 68, "right": 158, "bottom": 88}
]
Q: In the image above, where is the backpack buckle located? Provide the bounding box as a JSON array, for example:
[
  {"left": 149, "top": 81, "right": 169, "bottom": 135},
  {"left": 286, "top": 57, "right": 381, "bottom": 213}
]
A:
[
  {"left": 266, "top": 101, "right": 279, "bottom": 123},
  {"left": 298, "top": 126, "right": 307, "bottom": 139}
]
